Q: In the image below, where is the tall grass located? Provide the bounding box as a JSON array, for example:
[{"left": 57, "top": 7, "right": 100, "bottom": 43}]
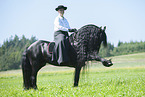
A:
[{"left": 0, "top": 53, "right": 145, "bottom": 97}]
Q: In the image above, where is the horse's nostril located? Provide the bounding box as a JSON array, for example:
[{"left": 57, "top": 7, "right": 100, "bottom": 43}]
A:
[{"left": 108, "top": 63, "right": 113, "bottom": 66}]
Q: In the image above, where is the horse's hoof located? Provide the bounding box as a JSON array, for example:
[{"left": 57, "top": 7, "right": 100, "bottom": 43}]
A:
[
  {"left": 33, "top": 86, "right": 38, "bottom": 90},
  {"left": 23, "top": 87, "right": 29, "bottom": 91},
  {"left": 74, "top": 84, "right": 78, "bottom": 87}
]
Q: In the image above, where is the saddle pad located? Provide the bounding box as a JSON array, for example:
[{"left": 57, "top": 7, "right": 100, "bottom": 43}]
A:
[{"left": 48, "top": 42, "right": 55, "bottom": 54}]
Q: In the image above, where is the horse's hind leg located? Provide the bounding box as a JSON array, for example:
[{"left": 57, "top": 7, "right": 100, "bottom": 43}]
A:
[
  {"left": 31, "top": 62, "right": 44, "bottom": 89},
  {"left": 31, "top": 68, "right": 38, "bottom": 89},
  {"left": 22, "top": 65, "right": 32, "bottom": 90}
]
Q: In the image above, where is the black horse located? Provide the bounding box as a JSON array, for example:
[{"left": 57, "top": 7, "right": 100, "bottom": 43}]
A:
[{"left": 22, "top": 24, "right": 113, "bottom": 90}]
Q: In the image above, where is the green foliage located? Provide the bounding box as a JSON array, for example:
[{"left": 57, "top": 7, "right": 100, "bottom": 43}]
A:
[
  {"left": 112, "top": 41, "right": 145, "bottom": 56},
  {"left": 99, "top": 41, "right": 145, "bottom": 57},
  {"left": 99, "top": 42, "right": 114, "bottom": 57},
  {"left": 0, "top": 35, "right": 37, "bottom": 71}
]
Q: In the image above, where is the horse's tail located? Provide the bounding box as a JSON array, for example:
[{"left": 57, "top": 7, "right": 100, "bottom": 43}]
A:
[{"left": 22, "top": 48, "right": 32, "bottom": 89}]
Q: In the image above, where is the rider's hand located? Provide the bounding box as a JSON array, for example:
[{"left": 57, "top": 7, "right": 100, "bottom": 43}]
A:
[{"left": 69, "top": 28, "right": 77, "bottom": 32}]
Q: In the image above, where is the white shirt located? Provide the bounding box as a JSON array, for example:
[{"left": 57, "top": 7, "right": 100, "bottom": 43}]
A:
[{"left": 54, "top": 15, "right": 71, "bottom": 32}]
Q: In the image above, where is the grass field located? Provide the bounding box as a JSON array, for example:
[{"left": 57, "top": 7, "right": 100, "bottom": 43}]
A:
[{"left": 0, "top": 53, "right": 145, "bottom": 97}]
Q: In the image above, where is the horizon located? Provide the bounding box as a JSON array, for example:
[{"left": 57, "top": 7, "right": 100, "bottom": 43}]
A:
[{"left": 0, "top": 34, "right": 145, "bottom": 47}]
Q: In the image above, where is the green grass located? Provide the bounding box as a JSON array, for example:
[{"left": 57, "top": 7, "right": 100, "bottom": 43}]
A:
[{"left": 0, "top": 53, "right": 145, "bottom": 97}]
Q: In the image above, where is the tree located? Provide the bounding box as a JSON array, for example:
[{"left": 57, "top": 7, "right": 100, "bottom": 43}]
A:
[{"left": 0, "top": 35, "right": 37, "bottom": 71}]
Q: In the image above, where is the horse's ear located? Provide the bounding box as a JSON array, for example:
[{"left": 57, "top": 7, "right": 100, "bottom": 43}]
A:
[
  {"left": 109, "top": 58, "right": 112, "bottom": 61},
  {"left": 103, "top": 26, "right": 106, "bottom": 31},
  {"left": 100, "top": 26, "right": 102, "bottom": 29}
]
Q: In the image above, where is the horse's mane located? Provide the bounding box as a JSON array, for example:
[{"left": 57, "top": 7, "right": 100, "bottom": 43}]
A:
[{"left": 70, "top": 24, "right": 107, "bottom": 61}]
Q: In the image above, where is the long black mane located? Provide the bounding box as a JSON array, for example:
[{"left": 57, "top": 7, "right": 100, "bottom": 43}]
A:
[{"left": 70, "top": 24, "right": 107, "bottom": 61}]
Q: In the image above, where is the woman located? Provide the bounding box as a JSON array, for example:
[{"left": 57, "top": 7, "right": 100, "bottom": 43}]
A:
[{"left": 52, "top": 5, "right": 77, "bottom": 65}]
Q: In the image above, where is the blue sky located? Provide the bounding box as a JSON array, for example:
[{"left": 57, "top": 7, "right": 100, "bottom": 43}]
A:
[{"left": 0, "top": 0, "right": 145, "bottom": 46}]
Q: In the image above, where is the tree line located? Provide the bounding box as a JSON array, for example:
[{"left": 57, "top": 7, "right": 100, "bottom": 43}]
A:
[
  {"left": 0, "top": 35, "right": 37, "bottom": 71},
  {"left": 0, "top": 35, "right": 145, "bottom": 71},
  {"left": 99, "top": 41, "right": 145, "bottom": 57}
]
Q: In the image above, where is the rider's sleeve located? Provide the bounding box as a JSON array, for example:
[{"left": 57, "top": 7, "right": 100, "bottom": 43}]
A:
[{"left": 54, "top": 17, "right": 70, "bottom": 32}]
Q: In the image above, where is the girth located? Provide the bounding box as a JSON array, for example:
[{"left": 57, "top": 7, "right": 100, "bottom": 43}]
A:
[{"left": 48, "top": 42, "right": 55, "bottom": 54}]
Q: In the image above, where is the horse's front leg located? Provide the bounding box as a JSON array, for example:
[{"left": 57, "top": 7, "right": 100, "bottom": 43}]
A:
[{"left": 74, "top": 66, "right": 82, "bottom": 87}]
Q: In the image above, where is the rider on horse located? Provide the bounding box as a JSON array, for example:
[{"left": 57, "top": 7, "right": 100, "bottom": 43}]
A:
[{"left": 52, "top": 5, "right": 77, "bottom": 65}]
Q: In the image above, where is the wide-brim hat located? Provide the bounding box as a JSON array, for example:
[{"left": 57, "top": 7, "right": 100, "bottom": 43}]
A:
[{"left": 55, "top": 5, "right": 67, "bottom": 11}]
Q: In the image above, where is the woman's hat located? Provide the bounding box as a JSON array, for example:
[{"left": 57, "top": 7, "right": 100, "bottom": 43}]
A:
[{"left": 55, "top": 5, "right": 67, "bottom": 11}]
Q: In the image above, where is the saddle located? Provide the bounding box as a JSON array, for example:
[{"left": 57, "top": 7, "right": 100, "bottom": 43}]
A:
[{"left": 48, "top": 42, "right": 55, "bottom": 54}]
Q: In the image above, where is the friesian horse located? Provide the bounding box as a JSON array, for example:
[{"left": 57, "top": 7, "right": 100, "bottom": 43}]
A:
[{"left": 22, "top": 24, "right": 113, "bottom": 90}]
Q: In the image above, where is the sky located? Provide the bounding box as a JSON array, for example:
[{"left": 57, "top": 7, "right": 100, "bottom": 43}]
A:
[{"left": 0, "top": 0, "right": 145, "bottom": 46}]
